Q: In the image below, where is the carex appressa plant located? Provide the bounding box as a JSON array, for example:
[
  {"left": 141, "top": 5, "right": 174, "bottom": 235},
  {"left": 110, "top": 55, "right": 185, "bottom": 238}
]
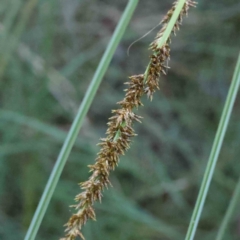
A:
[{"left": 61, "top": 1, "right": 196, "bottom": 239}]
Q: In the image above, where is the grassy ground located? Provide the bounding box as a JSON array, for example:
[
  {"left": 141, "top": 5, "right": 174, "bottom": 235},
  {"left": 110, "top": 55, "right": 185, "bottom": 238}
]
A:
[{"left": 0, "top": 0, "right": 240, "bottom": 239}]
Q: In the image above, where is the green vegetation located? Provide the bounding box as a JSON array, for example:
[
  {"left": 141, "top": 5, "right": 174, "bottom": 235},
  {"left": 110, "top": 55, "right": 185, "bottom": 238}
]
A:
[
  {"left": 0, "top": 0, "right": 240, "bottom": 240},
  {"left": 185, "top": 52, "right": 240, "bottom": 240}
]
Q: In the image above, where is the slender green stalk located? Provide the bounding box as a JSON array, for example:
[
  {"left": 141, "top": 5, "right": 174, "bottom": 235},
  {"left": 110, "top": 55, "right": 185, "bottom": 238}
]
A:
[
  {"left": 157, "top": 0, "right": 187, "bottom": 48},
  {"left": 216, "top": 175, "right": 240, "bottom": 240},
  {"left": 24, "top": 1, "right": 138, "bottom": 240},
  {"left": 185, "top": 52, "right": 240, "bottom": 240},
  {"left": 143, "top": 0, "right": 189, "bottom": 82}
]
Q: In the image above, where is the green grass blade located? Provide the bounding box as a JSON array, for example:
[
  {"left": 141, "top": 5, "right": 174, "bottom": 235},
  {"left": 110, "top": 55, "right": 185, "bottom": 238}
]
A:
[
  {"left": 24, "top": 1, "right": 139, "bottom": 239},
  {"left": 216, "top": 175, "right": 240, "bottom": 240},
  {"left": 185, "top": 52, "right": 240, "bottom": 240}
]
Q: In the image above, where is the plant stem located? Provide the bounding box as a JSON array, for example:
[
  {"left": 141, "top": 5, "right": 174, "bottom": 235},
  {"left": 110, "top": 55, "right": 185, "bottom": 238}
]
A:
[
  {"left": 157, "top": 0, "right": 187, "bottom": 48},
  {"left": 24, "top": 1, "right": 138, "bottom": 239},
  {"left": 114, "top": 0, "right": 189, "bottom": 143},
  {"left": 216, "top": 175, "right": 240, "bottom": 240},
  {"left": 113, "top": 0, "right": 189, "bottom": 142},
  {"left": 184, "top": 52, "right": 240, "bottom": 240},
  {"left": 143, "top": 0, "right": 188, "bottom": 83}
]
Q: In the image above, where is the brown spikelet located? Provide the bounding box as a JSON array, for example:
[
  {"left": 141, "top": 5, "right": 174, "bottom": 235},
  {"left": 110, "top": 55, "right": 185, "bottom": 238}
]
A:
[
  {"left": 146, "top": 0, "right": 197, "bottom": 100},
  {"left": 60, "top": 1, "right": 196, "bottom": 239}
]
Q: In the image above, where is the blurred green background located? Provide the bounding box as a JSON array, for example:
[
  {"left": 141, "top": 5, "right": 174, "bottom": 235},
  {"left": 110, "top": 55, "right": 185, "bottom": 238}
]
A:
[{"left": 0, "top": 0, "right": 240, "bottom": 239}]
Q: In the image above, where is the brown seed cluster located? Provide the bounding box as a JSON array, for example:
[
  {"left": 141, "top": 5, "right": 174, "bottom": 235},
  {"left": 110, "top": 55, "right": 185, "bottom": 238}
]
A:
[
  {"left": 146, "top": 0, "right": 196, "bottom": 99},
  {"left": 61, "top": 1, "right": 196, "bottom": 240},
  {"left": 145, "top": 46, "right": 170, "bottom": 100}
]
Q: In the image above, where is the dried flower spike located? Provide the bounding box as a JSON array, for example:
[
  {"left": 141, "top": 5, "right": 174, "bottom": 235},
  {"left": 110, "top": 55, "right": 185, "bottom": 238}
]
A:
[{"left": 61, "top": 1, "right": 196, "bottom": 239}]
